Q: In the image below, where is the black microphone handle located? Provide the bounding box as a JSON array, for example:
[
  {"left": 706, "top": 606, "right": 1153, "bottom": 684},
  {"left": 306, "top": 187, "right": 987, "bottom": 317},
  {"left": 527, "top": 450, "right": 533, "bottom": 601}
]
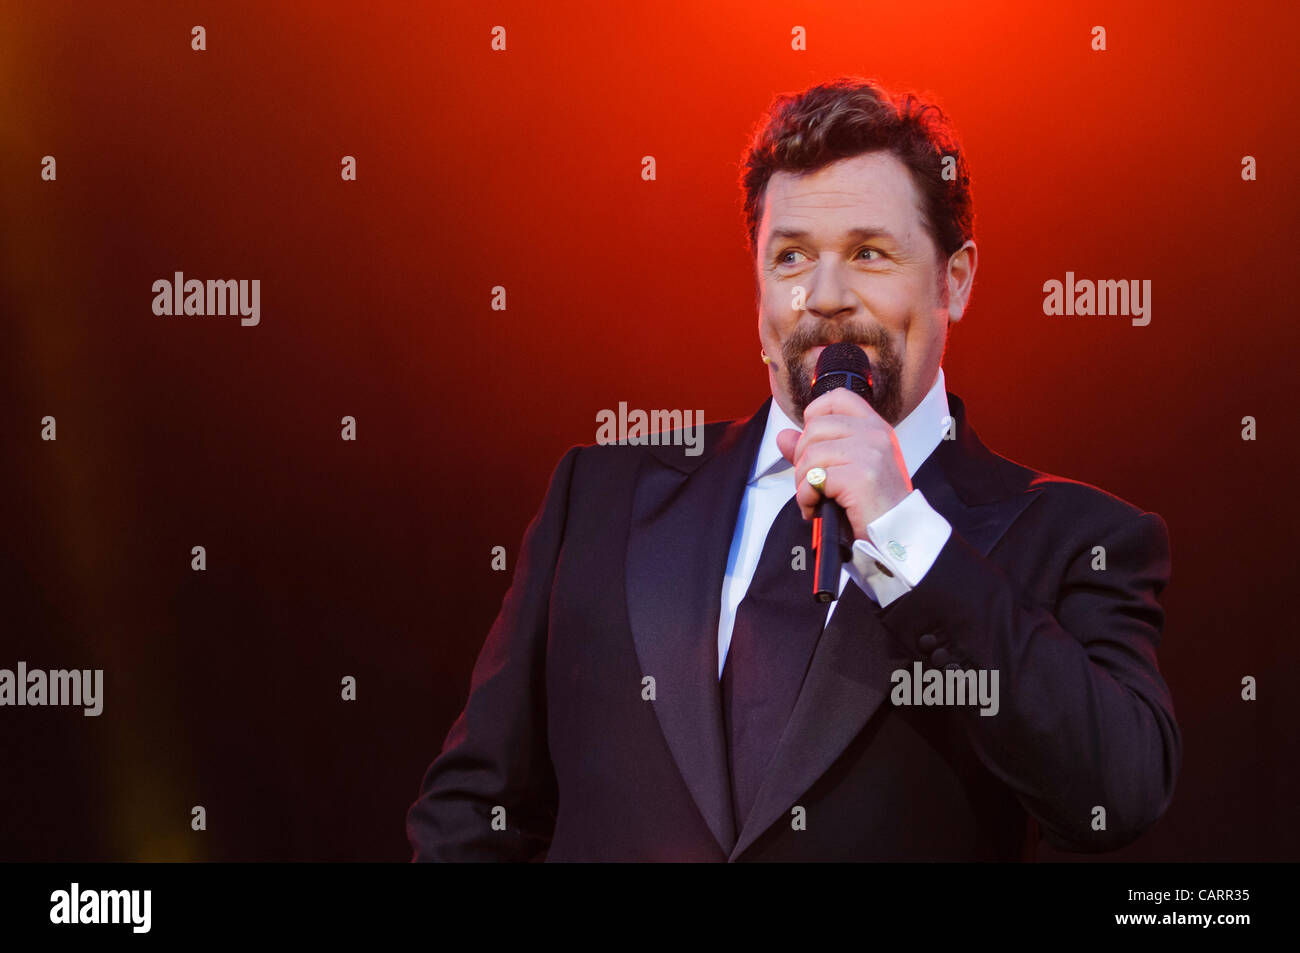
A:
[
  {"left": 813, "top": 497, "right": 848, "bottom": 603},
  {"left": 807, "top": 343, "right": 873, "bottom": 602}
]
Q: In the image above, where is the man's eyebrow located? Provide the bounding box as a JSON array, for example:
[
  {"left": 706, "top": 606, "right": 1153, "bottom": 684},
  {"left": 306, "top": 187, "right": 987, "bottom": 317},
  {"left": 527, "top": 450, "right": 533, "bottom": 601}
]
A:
[{"left": 766, "top": 226, "right": 901, "bottom": 247}]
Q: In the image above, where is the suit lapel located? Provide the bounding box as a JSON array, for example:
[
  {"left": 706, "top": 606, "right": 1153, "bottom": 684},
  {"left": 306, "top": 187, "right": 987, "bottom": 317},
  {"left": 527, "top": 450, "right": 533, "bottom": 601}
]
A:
[
  {"left": 727, "top": 391, "right": 1042, "bottom": 860},
  {"left": 625, "top": 398, "right": 770, "bottom": 858}
]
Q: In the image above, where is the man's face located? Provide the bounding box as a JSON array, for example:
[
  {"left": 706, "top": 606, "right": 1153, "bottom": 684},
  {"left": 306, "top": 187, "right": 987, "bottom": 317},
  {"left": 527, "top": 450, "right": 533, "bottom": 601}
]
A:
[{"left": 755, "top": 150, "right": 969, "bottom": 428}]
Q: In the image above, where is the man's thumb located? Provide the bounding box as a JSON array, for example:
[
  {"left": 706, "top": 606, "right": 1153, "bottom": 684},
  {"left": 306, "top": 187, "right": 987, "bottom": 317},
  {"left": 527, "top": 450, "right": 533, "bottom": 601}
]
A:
[{"left": 776, "top": 428, "right": 801, "bottom": 464}]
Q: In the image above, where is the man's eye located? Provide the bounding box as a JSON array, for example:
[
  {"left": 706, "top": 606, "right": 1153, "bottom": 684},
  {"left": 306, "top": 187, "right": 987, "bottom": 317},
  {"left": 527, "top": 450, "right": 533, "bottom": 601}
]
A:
[{"left": 777, "top": 248, "right": 880, "bottom": 265}]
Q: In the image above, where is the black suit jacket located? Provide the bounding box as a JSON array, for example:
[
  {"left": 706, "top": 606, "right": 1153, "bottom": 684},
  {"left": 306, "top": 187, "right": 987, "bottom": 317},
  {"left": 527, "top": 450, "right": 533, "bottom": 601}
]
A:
[{"left": 406, "top": 392, "right": 1180, "bottom": 861}]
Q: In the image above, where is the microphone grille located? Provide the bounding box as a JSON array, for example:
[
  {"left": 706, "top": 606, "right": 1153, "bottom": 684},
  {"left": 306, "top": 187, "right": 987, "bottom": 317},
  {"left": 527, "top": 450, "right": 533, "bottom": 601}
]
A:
[{"left": 812, "top": 342, "right": 873, "bottom": 400}]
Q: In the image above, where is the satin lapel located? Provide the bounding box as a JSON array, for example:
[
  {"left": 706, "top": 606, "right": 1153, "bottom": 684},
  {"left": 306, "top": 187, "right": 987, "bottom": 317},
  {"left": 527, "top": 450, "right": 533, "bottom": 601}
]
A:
[
  {"left": 625, "top": 398, "right": 770, "bottom": 858},
  {"left": 728, "top": 391, "right": 1042, "bottom": 860}
]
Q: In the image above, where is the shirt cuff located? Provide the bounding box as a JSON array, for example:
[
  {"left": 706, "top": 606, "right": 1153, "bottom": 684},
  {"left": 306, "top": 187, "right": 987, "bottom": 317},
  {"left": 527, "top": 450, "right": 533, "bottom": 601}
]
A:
[{"left": 846, "top": 489, "right": 953, "bottom": 607}]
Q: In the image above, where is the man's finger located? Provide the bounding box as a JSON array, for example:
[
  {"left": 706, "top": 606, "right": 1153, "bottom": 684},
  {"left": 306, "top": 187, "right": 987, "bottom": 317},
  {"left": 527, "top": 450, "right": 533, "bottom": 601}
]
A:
[
  {"left": 805, "top": 386, "right": 883, "bottom": 422},
  {"left": 793, "top": 415, "right": 858, "bottom": 463}
]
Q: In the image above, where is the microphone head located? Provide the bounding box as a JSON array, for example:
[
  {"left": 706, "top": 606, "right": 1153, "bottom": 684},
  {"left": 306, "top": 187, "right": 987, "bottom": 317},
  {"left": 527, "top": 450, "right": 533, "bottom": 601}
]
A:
[{"left": 812, "top": 342, "right": 873, "bottom": 401}]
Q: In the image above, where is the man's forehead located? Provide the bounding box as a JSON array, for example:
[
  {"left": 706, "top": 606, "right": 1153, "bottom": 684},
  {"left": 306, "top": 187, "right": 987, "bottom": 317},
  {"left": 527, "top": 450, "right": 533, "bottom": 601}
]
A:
[{"left": 760, "top": 154, "right": 923, "bottom": 244}]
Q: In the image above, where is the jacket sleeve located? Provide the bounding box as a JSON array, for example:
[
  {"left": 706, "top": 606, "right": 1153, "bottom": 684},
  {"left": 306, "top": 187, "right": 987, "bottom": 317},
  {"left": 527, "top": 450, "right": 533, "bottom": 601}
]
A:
[
  {"left": 876, "top": 508, "right": 1180, "bottom": 851},
  {"left": 405, "top": 446, "right": 580, "bottom": 861}
]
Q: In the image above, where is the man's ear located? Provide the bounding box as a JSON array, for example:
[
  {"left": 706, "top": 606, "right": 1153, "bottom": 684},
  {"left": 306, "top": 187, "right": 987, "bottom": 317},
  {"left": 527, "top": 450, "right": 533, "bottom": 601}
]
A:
[{"left": 946, "top": 240, "right": 978, "bottom": 324}]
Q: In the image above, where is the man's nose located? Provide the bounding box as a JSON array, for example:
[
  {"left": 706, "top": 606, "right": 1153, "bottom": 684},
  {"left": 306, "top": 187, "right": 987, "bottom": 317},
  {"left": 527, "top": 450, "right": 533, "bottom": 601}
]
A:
[{"left": 803, "top": 257, "right": 856, "bottom": 321}]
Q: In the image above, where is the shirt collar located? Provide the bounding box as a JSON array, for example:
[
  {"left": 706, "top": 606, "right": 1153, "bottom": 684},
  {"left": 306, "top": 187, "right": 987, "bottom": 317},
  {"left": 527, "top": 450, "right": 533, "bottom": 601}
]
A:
[{"left": 751, "top": 366, "right": 951, "bottom": 483}]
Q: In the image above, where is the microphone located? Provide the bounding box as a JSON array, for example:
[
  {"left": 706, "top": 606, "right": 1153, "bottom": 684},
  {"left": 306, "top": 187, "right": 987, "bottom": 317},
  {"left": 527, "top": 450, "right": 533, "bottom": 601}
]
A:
[{"left": 810, "top": 342, "right": 873, "bottom": 602}]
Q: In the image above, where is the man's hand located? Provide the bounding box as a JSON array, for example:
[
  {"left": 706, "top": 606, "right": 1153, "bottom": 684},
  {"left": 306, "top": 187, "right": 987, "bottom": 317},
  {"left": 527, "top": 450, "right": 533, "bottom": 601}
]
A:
[{"left": 776, "top": 388, "right": 913, "bottom": 541}]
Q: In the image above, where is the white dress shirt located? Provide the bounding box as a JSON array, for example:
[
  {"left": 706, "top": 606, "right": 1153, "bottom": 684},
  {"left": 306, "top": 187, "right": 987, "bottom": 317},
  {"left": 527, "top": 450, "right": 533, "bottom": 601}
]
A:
[{"left": 717, "top": 366, "right": 955, "bottom": 679}]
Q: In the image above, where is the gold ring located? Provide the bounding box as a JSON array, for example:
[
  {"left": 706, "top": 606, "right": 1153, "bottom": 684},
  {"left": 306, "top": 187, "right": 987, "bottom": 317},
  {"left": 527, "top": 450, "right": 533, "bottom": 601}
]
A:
[{"left": 806, "top": 466, "right": 828, "bottom": 492}]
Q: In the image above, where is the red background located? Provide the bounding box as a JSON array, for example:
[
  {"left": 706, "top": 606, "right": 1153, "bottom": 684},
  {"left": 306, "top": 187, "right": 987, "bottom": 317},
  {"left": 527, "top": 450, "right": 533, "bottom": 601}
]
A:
[{"left": 1, "top": 0, "right": 1295, "bottom": 860}]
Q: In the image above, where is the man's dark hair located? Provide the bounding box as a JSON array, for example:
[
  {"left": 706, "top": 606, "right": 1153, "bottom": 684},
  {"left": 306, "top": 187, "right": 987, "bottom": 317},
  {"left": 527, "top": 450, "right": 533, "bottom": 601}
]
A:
[{"left": 739, "top": 77, "right": 975, "bottom": 275}]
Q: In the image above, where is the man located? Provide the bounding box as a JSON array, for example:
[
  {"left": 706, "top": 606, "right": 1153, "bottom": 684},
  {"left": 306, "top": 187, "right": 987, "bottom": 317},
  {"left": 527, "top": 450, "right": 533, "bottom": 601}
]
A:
[{"left": 406, "top": 77, "right": 1180, "bottom": 861}]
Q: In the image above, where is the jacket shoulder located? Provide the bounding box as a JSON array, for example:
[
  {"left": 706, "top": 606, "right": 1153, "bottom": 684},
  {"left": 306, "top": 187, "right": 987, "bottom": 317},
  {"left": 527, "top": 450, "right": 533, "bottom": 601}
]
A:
[{"left": 986, "top": 445, "right": 1166, "bottom": 532}]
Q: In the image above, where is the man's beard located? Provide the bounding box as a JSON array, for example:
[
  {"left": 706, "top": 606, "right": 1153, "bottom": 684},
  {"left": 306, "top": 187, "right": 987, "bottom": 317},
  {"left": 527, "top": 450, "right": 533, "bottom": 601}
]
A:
[{"left": 783, "top": 324, "right": 905, "bottom": 426}]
